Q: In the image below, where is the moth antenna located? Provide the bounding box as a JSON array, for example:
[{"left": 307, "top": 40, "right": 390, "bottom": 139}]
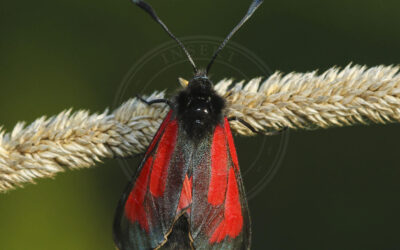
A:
[
  {"left": 132, "top": 0, "right": 198, "bottom": 73},
  {"left": 206, "top": 0, "right": 263, "bottom": 74}
]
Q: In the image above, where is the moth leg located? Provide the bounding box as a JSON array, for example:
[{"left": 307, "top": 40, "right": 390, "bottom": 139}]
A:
[
  {"left": 136, "top": 95, "right": 172, "bottom": 108},
  {"left": 227, "top": 117, "right": 258, "bottom": 134},
  {"left": 227, "top": 117, "right": 288, "bottom": 136}
]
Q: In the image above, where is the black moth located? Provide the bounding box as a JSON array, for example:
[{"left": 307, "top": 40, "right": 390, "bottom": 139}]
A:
[{"left": 113, "top": 0, "right": 264, "bottom": 249}]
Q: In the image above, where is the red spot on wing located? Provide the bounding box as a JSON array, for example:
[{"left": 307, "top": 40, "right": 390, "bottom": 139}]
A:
[
  {"left": 146, "top": 111, "right": 173, "bottom": 157},
  {"left": 177, "top": 175, "right": 193, "bottom": 214},
  {"left": 224, "top": 118, "right": 239, "bottom": 170},
  {"left": 210, "top": 167, "right": 243, "bottom": 243},
  {"left": 124, "top": 156, "right": 153, "bottom": 232},
  {"left": 150, "top": 120, "right": 178, "bottom": 197},
  {"left": 208, "top": 125, "right": 228, "bottom": 206}
]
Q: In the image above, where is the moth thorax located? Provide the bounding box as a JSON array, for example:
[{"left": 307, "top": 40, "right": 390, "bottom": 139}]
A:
[{"left": 176, "top": 77, "right": 225, "bottom": 140}]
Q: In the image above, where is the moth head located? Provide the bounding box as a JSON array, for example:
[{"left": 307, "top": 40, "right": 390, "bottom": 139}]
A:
[{"left": 178, "top": 72, "right": 213, "bottom": 94}]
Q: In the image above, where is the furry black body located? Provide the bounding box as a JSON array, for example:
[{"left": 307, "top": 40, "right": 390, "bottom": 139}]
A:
[{"left": 175, "top": 73, "right": 225, "bottom": 140}]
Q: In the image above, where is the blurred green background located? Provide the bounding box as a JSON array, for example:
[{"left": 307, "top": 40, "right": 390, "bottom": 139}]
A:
[{"left": 1, "top": 0, "right": 400, "bottom": 249}]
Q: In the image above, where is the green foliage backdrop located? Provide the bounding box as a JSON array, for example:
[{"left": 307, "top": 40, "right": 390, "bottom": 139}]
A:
[{"left": 1, "top": 0, "right": 400, "bottom": 249}]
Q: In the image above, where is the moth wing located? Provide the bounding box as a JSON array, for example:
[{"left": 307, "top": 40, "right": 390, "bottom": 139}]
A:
[
  {"left": 190, "top": 118, "right": 251, "bottom": 250},
  {"left": 113, "top": 111, "right": 191, "bottom": 249}
]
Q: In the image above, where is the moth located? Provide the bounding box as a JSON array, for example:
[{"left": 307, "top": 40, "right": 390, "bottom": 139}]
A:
[{"left": 113, "top": 0, "right": 263, "bottom": 249}]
